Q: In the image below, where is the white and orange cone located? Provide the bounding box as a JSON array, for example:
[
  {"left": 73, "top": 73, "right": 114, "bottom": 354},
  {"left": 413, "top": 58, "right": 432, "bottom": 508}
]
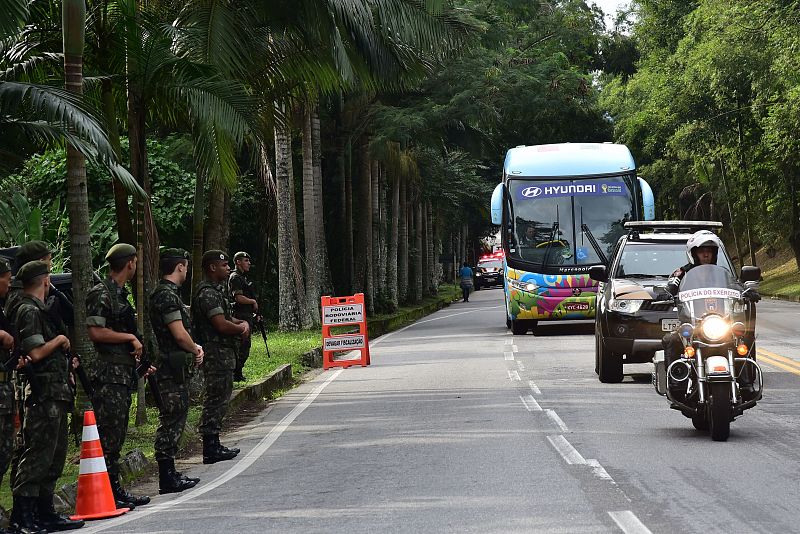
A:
[{"left": 70, "top": 410, "right": 130, "bottom": 521}]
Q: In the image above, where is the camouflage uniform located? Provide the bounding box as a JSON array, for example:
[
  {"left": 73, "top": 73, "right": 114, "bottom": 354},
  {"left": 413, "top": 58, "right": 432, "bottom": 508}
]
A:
[
  {"left": 149, "top": 279, "right": 194, "bottom": 462},
  {"left": 12, "top": 294, "right": 72, "bottom": 499},
  {"left": 86, "top": 277, "right": 138, "bottom": 476},
  {"left": 192, "top": 280, "right": 237, "bottom": 436},
  {"left": 0, "top": 302, "right": 14, "bottom": 494},
  {"left": 229, "top": 266, "right": 257, "bottom": 378},
  {"left": 3, "top": 282, "right": 25, "bottom": 494}
]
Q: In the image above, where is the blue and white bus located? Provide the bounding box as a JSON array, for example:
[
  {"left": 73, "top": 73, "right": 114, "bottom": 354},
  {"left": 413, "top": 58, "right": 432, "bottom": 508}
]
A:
[{"left": 490, "top": 143, "right": 655, "bottom": 334}]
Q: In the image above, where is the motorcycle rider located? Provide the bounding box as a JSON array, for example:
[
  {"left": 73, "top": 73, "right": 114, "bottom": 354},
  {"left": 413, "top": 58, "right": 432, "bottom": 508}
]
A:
[{"left": 661, "top": 230, "right": 760, "bottom": 400}]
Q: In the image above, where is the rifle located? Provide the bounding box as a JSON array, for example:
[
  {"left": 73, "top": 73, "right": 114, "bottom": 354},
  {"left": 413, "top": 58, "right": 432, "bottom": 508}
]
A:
[
  {"left": 136, "top": 349, "right": 165, "bottom": 413},
  {"left": 253, "top": 314, "right": 271, "bottom": 358},
  {"left": 63, "top": 349, "right": 94, "bottom": 401}
]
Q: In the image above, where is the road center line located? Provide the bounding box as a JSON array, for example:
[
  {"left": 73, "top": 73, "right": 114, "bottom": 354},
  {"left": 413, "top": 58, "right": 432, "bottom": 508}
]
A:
[
  {"left": 529, "top": 381, "right": 541, "bottom": 395},
  {"left": 608, "top": 511, "right": 653, "bottom": 534},
  {"left": 512, "top": 345, "right": 519, "bottom": 353},
  {"left": 546, "top": 435, "right": 586, "bottom": 465},
  {"left": 545, "top": 409, "right": 569, "bottom": 432},
  {"left": 587, "top": 459, "right": 615, "bottom": 482},
  {"left": 508, "top": 370, "right": 521, "bottom": 381},
  {"left": 517, "top": 361, "right": 525, "bottom": 371},
  {"left": 83, "top": 369, "right": 344, "bottom": 533},
  {"left": 520, "top": 394, "right": 542, "bottom": 412},
  {"left": 505, "top": 339, "right": 513, "bottom": 346},
  {"left": 504, "top": 352, "right": 515, "bottom": 360}
]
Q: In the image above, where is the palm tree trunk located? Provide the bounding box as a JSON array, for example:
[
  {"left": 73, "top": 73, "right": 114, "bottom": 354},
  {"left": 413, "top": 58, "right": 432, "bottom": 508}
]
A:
[
  {"left": 387, "top": 173, "right": 399, "bottom": 311},
  {"left": 378, "top": 165, "right": 388, "bottom": 305},
  {"left": 344, "top": 138, "right": 354, "bottom": 293},
  {"left": 371, "top": 160, "right": 380, "bottom": 306},
  {"left": 311, "top": 106, "right": 332, "bottom": 296},
  {"left": 275, "top": 114, "right": 306, "bottom": 331},
  {"left": 427, "top": 201, "right": 437, "bottom": 295},
  {"left": 302, "top": 107, "right": 320, "bottom": 325},
  {"left": 354, "top": 137, "right": 373, "bottom": 313},
  {"left": 205, "top": 185, "right": 226, "bottom": 250},
  {"left": 63, "top": 0, "right": 94, "bottom": 375},
  {"left": 191, "top": 168, "right": 205, "bottom": 297},
  {"left": 398, "top": 175, "right": 408, "bottom": 304},
  {"left": 421, "top": 197, "right": 429, "bottom": 297},
  {"left": 413, "top": 199, "right": 423, "bottom": 303}
]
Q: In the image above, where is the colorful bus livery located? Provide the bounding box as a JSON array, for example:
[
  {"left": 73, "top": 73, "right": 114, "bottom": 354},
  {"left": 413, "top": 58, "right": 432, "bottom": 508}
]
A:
[
  {"left": 506, "top": 268, "right": 598, "bottom": 321},
  {"left": 491, "top": 143, "right": 655, "bottom": 335}
]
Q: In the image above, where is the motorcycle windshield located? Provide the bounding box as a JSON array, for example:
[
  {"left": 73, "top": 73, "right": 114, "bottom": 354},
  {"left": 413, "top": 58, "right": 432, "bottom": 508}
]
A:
[{"left": 677, "top": 264, "right": 742, "bottom": 320}]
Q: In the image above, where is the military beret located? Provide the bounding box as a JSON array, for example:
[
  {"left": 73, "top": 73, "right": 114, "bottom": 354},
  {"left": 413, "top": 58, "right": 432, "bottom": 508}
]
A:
[
  {"left": 16, "top": 260, "right": 49, "bottom": 284},
  {"left": 15, "top": 241, "right": 51, "bottom": 268},
  {"left": 233, "top": 251, "right": 251, "bottom": 261},
  {"left": 161, "top": 248, "right": 190, "bottom": 260},
  {"left": 105, "top": 243, "right": 137, "bottom": 262},
  {"left": 0, "top": 257, "right": 10, "bottom": 275},
  {"left": 201, "top": 250, "right": 229, "bottom": 268}
]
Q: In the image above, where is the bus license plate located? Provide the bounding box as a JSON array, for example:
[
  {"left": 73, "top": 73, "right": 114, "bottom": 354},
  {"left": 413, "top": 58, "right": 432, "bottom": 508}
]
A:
[{"left": 661, "top": 319, "right": 681, "bottom": 332}]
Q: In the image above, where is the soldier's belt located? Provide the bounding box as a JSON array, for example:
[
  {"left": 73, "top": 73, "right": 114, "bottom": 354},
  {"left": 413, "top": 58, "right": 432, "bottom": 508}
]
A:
[{"left": 97, "top": 351, "right": 136, "bottom": 366}]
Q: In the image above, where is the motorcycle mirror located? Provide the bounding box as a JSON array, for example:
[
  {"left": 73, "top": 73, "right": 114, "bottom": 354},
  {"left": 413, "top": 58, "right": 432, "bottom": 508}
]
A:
[
  {"left": 740, "top": 266, "right": 761, "bottom": 283},
  {"left": 588, "top": 264, "right": 608, "bottom": 282}
]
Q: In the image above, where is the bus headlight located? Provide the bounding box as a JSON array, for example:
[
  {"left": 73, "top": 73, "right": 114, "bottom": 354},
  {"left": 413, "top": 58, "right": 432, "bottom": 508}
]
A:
[
  {"left": 608, "top": 299, "right": 643, "bottom": 314},
  {"left": 509, "top": 278, "right": 537, "bottom": 292},
  {"left": 701, "top": 315, "right": 730, "bottom": 341}
]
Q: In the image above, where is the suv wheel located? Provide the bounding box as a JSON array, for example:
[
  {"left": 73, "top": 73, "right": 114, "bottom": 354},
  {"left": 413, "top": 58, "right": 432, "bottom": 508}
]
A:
[{"left": 597, "top": 332, "right": 623, "bottom": 383}]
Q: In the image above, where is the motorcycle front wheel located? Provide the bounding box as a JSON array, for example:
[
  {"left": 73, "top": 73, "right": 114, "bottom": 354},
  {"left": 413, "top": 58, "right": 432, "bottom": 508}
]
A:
[{"left": 709, "top": 381, "right": 732, "bottom": 441}]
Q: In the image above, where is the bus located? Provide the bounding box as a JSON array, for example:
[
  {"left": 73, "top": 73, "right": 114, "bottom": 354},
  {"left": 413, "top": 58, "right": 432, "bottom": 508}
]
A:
[{"left": 490, "top": 143, "right": 655, "bottom": 335}]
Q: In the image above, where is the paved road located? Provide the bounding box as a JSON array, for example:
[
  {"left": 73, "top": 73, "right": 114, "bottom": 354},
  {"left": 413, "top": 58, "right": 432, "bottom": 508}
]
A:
[{"left": 86, "top": 289, "right": 800, "bottom": 534}]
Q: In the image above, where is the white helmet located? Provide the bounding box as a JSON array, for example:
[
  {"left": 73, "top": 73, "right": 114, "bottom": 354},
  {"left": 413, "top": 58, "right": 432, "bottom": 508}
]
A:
[{"left": 685, "top": 230, "right": 723, "bottom": 264}]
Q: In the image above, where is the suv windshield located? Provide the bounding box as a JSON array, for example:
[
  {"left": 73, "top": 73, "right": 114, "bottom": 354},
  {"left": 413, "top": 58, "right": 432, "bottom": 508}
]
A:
[
  {"left": 478, "top": 260, "right": 502, "bottom": 269},
  {"left": 615, "top": 240, "right": 734, "bottom": 278}
]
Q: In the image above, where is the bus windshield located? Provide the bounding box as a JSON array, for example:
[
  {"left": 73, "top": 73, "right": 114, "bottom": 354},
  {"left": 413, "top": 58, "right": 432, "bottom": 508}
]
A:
[{"left": 508, "top": 175, "right": 636, "bottom": 269}]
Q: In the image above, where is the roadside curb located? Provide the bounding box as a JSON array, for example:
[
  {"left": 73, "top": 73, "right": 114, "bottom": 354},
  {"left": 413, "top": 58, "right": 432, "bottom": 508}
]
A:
[{"left": 763, "top": 292, "right": 800, "bottom": 303}]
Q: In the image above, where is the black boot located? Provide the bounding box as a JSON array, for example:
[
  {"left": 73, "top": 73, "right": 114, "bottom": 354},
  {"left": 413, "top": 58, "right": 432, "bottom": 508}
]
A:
[
  {"left": 216, "top": 435, "right": 240, "bottom": 456},
  {"left": 202, "top": 434, "right": 237, "bottom": 464},
  {"left": 158, "top": 459, "right": 197, "bottom": 495},
  {"left": 109, "top": 472, "right": 150, "bottom": 507},
  {"left": 174, "top": 468, "right": 200, "bottom": 485},
  {"left": 35, "top": 495, "right": 84, "bottom": 531},
  {"left": 9, "top": 496, "right": 46, "bottom": 534}
]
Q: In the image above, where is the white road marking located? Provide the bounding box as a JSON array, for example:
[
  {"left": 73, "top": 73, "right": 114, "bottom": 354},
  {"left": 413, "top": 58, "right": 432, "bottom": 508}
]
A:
[
  {"left": 504, "top": 352, "right": 514, "bottom": 360},
  {"left": 529, "top": 380, "right": 541, "bottom": 395},
  {"left": 546, "top": 435, "right": 586, "bottom": 465},
  {"left": 512, "top": 345, "right": 519, "bottom": 353},
  {"left": 545, "top": 409, "right": 569, "bottom": 432},
  {"left": 83, "top": 369, "right": 345, "bottom": 533},
  {"left": 508, "top": 370, "right": 521, "bottom": 381},
  {"left": 505, "top": 339, "right": 513, "bottom": 346},
  {"left": 587, "top": 459, "right": 615, "bottom": 483},
  {"left": 520, "top": 394, "right": 542, "bottom": 412},
  {"left": 608, "top": 511, "right": 653, "bottom": 534},
  {"left": 516, "top": 361, "right": 525, "bottom": 371}
]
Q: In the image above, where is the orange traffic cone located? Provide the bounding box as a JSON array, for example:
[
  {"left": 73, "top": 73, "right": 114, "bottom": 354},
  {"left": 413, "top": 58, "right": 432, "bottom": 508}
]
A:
[{"left": 70, "top": 410, "right": 130, "bottom": 520}]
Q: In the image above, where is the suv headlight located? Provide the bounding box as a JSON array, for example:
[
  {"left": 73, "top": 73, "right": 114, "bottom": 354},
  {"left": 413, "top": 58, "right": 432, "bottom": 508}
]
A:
[
  {"left": 701, "top": 315, "right": 730, "bottom": 341},
  {"left": 608, "top": 298, "right": 643, "bottom": 314},
  {"left": 508, "top": 278, "right": 537, "bottom": 292}
]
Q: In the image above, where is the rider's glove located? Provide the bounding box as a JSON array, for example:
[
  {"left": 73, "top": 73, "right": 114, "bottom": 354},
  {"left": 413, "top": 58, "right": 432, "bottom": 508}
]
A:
[
  {"left": 665, "top": 277, "right": 680, "bottom": 296},
  {"left": 742, "top": 287, "right": 761, "bottom": 303}
]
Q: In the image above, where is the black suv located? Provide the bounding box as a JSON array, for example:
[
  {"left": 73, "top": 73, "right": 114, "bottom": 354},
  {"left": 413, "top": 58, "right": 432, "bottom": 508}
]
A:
[
  {"left": 474, "top": 257, "right": 503, "bottom": 290},
  {"left": 589, "top": 221, "right": 736, "bottom": 383}
]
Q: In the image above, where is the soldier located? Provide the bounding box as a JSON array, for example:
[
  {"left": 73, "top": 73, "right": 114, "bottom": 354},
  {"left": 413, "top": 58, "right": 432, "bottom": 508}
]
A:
[
  {"left": 0, "top": 258, "right": 16, "bottom": 532},
  {"left": 192, "top": 250, "right": 248, "bottom": 464},
  {"left": 148, "top": 248, "right": 203, "bottom": 494},
  {"left": 86, "top": 244, "right": 151, "bottom": 509},
  {"left": 229, "top": 251, "right": 257, "bottom": 382},
  {"left": 8, "top": 261, "right": 84, "bottom": 533}
]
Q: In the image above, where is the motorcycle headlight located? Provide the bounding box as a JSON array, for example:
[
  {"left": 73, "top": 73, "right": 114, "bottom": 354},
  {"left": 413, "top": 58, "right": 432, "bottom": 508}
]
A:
[
  {"left": 701, "top": 315, "right": 730, "bottom": 341},
  {"left": 509, "top": 278, "right": 537, "bottom": 292},
  {"left": 608, "top": 298, "right": 643, "bottom": 314}
]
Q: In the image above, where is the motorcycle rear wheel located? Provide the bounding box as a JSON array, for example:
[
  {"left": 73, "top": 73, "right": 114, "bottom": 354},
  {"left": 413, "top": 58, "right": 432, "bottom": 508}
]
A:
[{"left": 709, "top": 382, "right": 732, "bottom": 441}]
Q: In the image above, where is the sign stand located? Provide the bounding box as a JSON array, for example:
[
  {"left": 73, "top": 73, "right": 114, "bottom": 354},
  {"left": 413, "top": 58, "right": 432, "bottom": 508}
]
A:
[{"left": 321, "top": 293, "right": 370, "bottom": 369}]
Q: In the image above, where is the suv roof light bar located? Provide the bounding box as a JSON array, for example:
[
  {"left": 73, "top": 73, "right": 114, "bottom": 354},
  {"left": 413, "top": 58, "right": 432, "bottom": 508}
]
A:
[{"left": 623, "top": 220, "right": 722, "bottom": 236}]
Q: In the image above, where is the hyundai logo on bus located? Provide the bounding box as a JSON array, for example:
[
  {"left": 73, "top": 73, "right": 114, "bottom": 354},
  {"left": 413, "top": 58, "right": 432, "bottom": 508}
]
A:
[
  {"left": 322, "top": 303, "right": 364, "bottom": 325},
  {"left": 519, "top": 182, "right": 628, "bottom": 199}
]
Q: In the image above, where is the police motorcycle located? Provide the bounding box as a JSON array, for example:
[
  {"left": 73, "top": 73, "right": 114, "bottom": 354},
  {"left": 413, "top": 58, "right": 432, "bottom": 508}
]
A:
[{"left": 652, "top": 264, "right": 763, "bottom": 441}]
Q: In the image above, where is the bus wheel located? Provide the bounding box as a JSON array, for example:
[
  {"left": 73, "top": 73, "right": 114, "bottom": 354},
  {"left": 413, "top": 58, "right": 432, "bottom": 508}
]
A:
[
  {"left": 598, "top": 335, "right": 623, "bottom": 383},
  {"left": 512, "top": 320, "right": 528, "bottom": 335}
]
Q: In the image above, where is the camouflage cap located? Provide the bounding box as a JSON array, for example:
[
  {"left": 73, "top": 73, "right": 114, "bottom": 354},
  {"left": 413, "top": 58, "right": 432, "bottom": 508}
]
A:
[
  {"left": 16, "top": 260, "right": 49, "bottom": 284},
  {"left": 105, "top": 243, "right": 137, "bottom": 262},
  {"left": 233, "top": 251, "right": 251, "bottom": 261},
  {"left": 0, "top": 257, "right": 10, "bottom": 275},
  {"left": 15, "top": 240, "right": 51, "bottom": 268},
  {"left": 161, "top": 248, "right": 190, "bottom": 260},
  {"left": 201, "top": 250, "right": 229, "bottom": 268}
]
